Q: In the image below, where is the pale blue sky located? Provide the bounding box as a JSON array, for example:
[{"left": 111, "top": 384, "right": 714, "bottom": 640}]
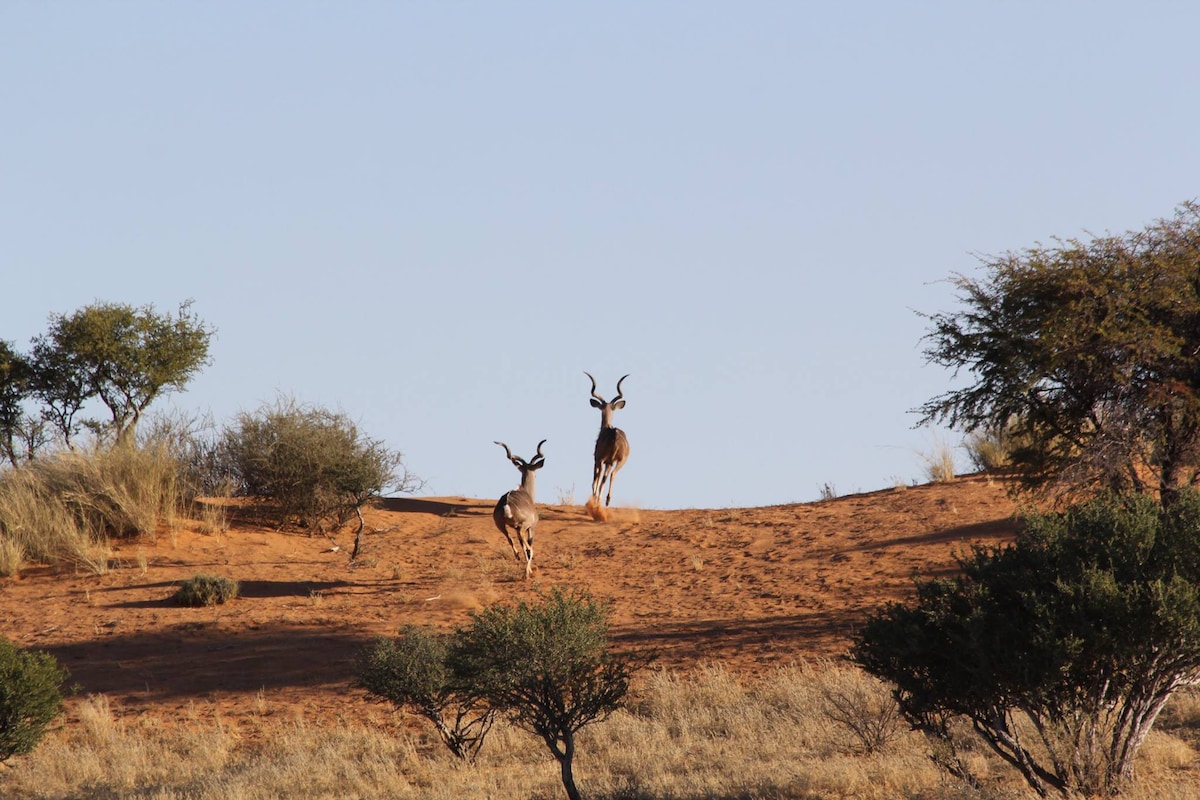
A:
[{"left": 3, "top": 3, "right": 1198, "bottom": 509}]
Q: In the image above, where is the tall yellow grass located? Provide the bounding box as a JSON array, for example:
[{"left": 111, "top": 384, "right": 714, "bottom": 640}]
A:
[
  {"left": 2, "top": 665, "right": 1196, "bottom": 799},
  {"left": 0, "top": 441, "right": 183, "bottom": 575}
]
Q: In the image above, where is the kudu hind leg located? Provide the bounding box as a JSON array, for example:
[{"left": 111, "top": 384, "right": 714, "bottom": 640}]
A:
[
  {"left": 522, "top": 526, "right": 534, "bottom": 579},
  {"left": 604, "top": 461, "right": 625, "bottom": 506},
  {"left": 505, "top": 532, "right": 524, "bottom": 563},
  {"left": 591, "top": 460, "right": 606, "bottom": 501},
  {"left": 594, "top": 461, "right": 617, "bottom": 503}
]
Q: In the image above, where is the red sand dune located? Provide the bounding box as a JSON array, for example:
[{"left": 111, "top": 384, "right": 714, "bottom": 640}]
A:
[{"left": 0, "top": 475, "right": 1020, "bottom": 735}]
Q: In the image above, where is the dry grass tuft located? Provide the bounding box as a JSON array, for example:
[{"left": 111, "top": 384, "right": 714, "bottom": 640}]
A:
[
  {"left": 0, "top": 534, "right": 25, "bottom": 577},
  {"left": 192, "top": 494, "right": 231, "bottom": 535},
  {"left": 0, "top": 441, "right": 185, "bottom": 573},
  {"left": 920, "top": 437, "right": 958, "bottom": 483}
]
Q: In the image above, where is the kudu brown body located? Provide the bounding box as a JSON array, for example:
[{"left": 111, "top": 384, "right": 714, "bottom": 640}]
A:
[
  {"left": 585, "top": 372, "right": 629, "bottom": 507},
  {"left": 492, "top": 439, "right": 545, "bottom": 580}
]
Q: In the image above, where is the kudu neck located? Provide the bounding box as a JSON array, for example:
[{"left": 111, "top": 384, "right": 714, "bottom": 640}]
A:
[{"left": 519, "top": 469, "right": 537, "bottom": 497}]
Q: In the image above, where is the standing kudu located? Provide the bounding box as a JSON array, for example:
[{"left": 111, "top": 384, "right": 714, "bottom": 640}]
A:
[
  {"left": 493, "top": 439, "right": 546, "bottom": 580},
  {"left": 584, "top": 372, "right": 629, "bottom": 507}
]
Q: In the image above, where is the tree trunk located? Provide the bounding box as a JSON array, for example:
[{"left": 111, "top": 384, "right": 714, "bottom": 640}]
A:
[
  {"left": 1, "top": 429, "right": 16, "bottom": 467},
  {"left": 1157, "top": 405, "right": 1200, "bottom": 506},
  {"left": 557, "top": 732, "right": 581, "bottom": 800},
  {"left": 351, "top": 505, "right": 365, "bottom": 560}
]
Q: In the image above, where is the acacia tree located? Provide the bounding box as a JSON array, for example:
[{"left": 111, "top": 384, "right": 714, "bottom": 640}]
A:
[
  {"left": 918, "top": 201, "right": 1200, "bottom": 503},
  {"left": 853, "top": 491, "right": 1200, "bottom": 798},
  {"left": 30, "top": 300, "right": 214, "bottom": 446},
  {"left": 449, "top": 589, "right": 646, "bottom": 800}
]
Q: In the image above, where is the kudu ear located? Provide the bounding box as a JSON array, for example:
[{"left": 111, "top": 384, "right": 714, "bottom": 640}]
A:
[
  {"left": 590, "top": 398, "right": 604, "bottom": 409},
  {"left": 612, "top": 400, "right": 626, "bottom": 409}
]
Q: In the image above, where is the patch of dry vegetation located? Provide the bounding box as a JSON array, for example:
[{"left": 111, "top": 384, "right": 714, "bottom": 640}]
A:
[
  {"left": 0, "top": 441, "right": 183, "bottom": 575},
  {"left": 4, "top": 667, "right": 1196, "bottom": 799}
]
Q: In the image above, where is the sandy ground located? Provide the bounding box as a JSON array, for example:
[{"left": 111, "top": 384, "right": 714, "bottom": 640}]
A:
[{"left": 0, "top": 474, "right": 1020, "bottom": 735}]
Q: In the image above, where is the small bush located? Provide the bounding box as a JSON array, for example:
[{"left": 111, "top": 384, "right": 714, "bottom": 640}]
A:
[
  {"left": 0, "top": 637, "right": 66, "bottom": 761},
  {"left": 173, "top": 574, "right": 239, "bottom": 606},
  {"left": 963, "top": 429, "right": 1010, "bottom": 472},
  {"left": 817, "top": 663, "right": 904, "bottom": 754},
  {"left": 355, "top": 626, "right": 494, "bottom": 761},
  {"left": 217, "top": 396, "right": 418, "bottom": 532},
  {"left": 450, "top": 588, "right": 651, "bottom": 800},
  {"left": 140, "top": 409, "right": 227, "bottom": 501}
]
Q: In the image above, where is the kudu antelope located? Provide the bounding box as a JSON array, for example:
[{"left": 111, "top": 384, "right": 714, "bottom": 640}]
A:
[
  {"left": 584, "top": 372, "right": 629, "bottom": 507},
  {"left": 492, "top": 439, "right": 546, "bottom": 580}
]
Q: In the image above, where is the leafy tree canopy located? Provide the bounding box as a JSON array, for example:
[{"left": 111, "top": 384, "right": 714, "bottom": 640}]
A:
[
  {"left": 30, "top": 300, "right": 214, "bottom": 445},
  {"left": 919, "top": 201, "right": 1200, "bottom": 502}
]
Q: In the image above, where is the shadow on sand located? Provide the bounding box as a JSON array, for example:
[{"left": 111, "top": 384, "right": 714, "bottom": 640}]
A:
[{"left": 377, "top": 497, "right": 491, "bottom": 517}]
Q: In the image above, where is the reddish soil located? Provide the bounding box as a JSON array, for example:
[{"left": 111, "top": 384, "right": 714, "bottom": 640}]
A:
[{"left": 0, "top": 475, "right": 1021, "bottom": 735}]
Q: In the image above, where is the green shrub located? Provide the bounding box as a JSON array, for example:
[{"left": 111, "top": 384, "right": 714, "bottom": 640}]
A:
[
  {"left": 356, "top": 591, "right": 649, "bottom": 800},
  {"left": 173, "top": 574, "right": 239, "bottom": 606},
  {"left": 449, "top": 588, "right": 650, "bottom": 800},
  {"left": 217, "top": 396, "right": 418, "bottom": 533},
  {"left": 853, "top": 490, "right": 1200, "bottom": 798},
  {"left": 355, "top": 626, "right": 494, "bottom": 761},
  {"left": 0, "top": 637, "right": 66, "bottom": 761}
]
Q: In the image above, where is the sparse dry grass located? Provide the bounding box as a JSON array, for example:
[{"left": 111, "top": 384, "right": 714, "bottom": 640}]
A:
[
  {"left": 920, "top": 437, "right": 958, "bottom": 483},
  {"left": 192, "top": 493, "right": 230, "bottom": 535},
  {"left": 5, "top": 662, "right": 1193, "bottom": 799},
  {"left": 0, "top": 534, "right": 24, "bottom": 577}
]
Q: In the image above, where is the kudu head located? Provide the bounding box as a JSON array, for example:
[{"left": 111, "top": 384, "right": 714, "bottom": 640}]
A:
[
  {"left": 584, "top": 372, "right": 628, "bottom": 429},
  {"left": 494, "top": 439, "right": 547, "bottom": 490}
]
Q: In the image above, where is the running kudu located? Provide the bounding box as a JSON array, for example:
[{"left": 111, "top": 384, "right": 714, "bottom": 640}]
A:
[
  {"left": 584, "top": 372, "right": 629, "bottom": 507},
  {"left": 492, "top": 439, "right": 546, "bottom": 579}
]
